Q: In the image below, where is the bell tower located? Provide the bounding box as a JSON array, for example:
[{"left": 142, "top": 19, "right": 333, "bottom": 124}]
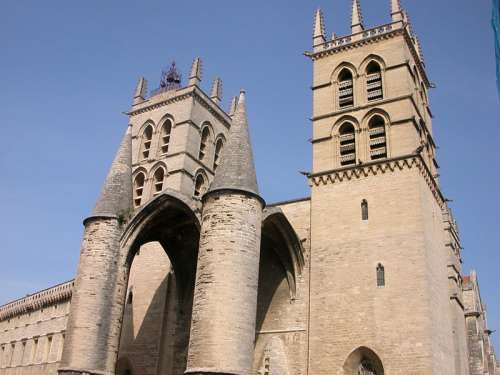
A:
[{"left": 306, "top": 1, "right": 469, "bottom": 374}]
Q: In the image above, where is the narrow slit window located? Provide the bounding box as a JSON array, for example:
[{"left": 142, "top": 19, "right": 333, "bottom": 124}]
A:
[
  {"left": 338, "top": 69, "right": 354, "bottom": 108},
  {"left": 194, "top": 173, "right": 206, "bottom": 198},
  {"left": 368, "top": 116, "right": 387, "bottom": 160},
  {"left": 366, "top": 61, "right": 383, "bottom": 101},
  {"left": 141, "top": 125, "right": 154, "bottom": 160},
  {"left": 361, "top": 199, "right": 368, "bottom": 220},
  {"left": 199, "top": 127, "right": 211, "bottom": 161},
  {"left": 214, "top": 138, "right": 224, "bottom": 170},
  {"left": 377, "top": 263, "right": 385, "bottom": 287},
  {"left": 159, "top": 119, "right": 172, "bottom": 155},
  {"left": 32, "top": 339, "right": 38, "bottom": 364},
  {"left": 133, "top": 173, "right": 146, "bottom": 207},
  {"left": 339, "top": 122, "right": 356, "bottom": 166},
  {"left": 153, "top": 167, "right": 165, "bottom": 195},
  {"left": 45, "top": 336, "right": 53, "bottom": 362},
  {"left": 127, "top": 290, "right": 133, "bottom": 305}
]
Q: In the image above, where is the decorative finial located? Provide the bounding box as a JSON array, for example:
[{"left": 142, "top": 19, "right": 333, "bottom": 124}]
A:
[
  {"left": 313, "top": 8, "right": 326, "bottom": 48},
  {"left": 229, "top": 96, "right": 238, "bottom": 116},
  {"left": 189, "top": 57, "right": 202, "bottom": 86},
  {"left": 210, "top": 77, "right": 222, "bottom": 105},
  {"left": 391, "top": 0, "right": 403, "bottom": 22},
  {"left": 351, "top": 0, "right": 364, "bottom": 34},
  {"left": 133, "top": 77, "right": 147, "bottom": 105}
]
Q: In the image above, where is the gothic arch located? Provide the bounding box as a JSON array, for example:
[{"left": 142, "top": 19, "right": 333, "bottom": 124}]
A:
[
  {"left": 332, "top": 115, "right": 361, "bottom": 136},
  {"left": 362, "top": 110, "right": 391, "bottom": 159},
  {"left": 331, "top": 62, "right": 359, "bottom": 83},
  {"left": 359, "top": 54, "right": 387, "bottom": 73},
  {"left": 193, "top": 169, "right": 209, "bottom": 198},
  {"left": 149, "top": 162, "right": 168, "bottom": 196},
  {"left": 343, "top": 346, "right": 384, "bottom": 375}
]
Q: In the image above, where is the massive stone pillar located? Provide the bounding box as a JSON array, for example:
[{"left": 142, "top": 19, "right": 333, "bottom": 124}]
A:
[
  {"left": 185, "top": 91, "right": 264, "bottom": 375},
  {"left": 59, "top": 126, "right": 132, "bottom": 375}
]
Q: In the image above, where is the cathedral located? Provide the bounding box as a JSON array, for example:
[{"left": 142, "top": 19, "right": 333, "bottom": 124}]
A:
[{"left": 0, "top": 1, "right": 499, "bottom": 375}]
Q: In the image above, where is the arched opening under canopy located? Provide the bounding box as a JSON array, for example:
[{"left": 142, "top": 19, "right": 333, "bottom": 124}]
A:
[{"left": 343, "top": 346, "right": 384, "bottom": 375}]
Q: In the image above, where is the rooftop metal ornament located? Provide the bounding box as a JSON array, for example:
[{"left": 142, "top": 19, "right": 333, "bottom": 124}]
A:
[{"left": 152, "top": 61, "right": 182, "bottom": 96}]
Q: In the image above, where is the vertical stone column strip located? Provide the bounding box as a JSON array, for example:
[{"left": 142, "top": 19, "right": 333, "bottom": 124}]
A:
[
  {"left": 59, "top": 125, "right": 132, "bottom": 375},
  {"left": 185, "top": 90, "right": 264, "bottom": 375}
]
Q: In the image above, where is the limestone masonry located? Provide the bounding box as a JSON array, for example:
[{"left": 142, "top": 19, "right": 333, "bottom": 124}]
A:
[{"left": 1, "top": 1, "right": 498, "bottom": 374}]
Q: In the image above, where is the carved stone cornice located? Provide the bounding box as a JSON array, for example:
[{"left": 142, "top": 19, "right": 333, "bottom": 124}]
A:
[
  {"left": 308, "top": 153, "right": 445, "bottom": 207},
  {"left": 0, "top": 280, "right": 74, "bottom": 322}
]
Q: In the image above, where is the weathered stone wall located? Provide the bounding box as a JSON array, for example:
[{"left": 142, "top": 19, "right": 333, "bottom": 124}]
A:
[{"left": 0, "top": 281, "right": 72, "bottom": 375}]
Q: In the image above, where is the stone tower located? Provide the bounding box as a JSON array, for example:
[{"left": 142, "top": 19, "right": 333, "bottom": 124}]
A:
[
  {"left": 306, "top": 1, "right": 468, "bottom": 374},
  {"left": 185, "top": 91, "right": 265, "bottom": 375}
]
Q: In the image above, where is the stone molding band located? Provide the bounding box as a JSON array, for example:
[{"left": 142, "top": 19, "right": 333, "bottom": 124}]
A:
[
  {"left": 58, "top": 368, "right": 112, "bottom": 375},
  {"left": 185, "top": 368, "right": 245, "bottom": 375}
]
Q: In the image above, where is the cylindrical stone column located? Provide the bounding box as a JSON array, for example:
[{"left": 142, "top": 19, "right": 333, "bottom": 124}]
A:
[
  {"left": 59, "top": 217, "right": 128, "bottom": 375},
  {"left": 185, "top": 192, "right": 263, "bottom": 375}
]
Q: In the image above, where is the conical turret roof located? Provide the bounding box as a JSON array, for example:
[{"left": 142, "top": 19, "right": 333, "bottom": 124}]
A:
[
  {"left": 91, "top": 125, "right": 133, "bottom": 217},
  {"left": 207, "top": 90, "right": 260, "bottom": 199}
]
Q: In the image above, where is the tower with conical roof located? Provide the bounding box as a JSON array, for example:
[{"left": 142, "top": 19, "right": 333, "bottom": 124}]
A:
[
  {"left": 59, "top": 125, "right": 133, "bottom": 375},
  {"left": 185, "top": 90, "right": 264, "bottom": 375}
]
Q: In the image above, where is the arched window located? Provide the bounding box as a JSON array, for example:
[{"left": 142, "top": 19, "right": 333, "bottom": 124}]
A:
[
  {"left": 361, "top": 199, "right": 368, "bottom": 220},
  {"left": 377, "top": 263, "right": 385, "bottom": 287},
  {"left": 339, "top": 122, "right": 356, "bottom": 166},
  {"left": 152, "top": 167, "right": 165, "bottom": 195},
  {"left": 194, "top": 173, "right": 207, "bottom": 198},
  {"left": 198, "top": 126, "right": 211, "bottom": 161},
  {"left": 213, "top": 137, "right": 224, "bottom": 170},
  {"left": 366, "top": 61, "right": 383, "bottom": 101},
  {"left": 338, "top": 69, "right": 354, "bottom": 108},
  {"left": 127, "top": 290, "right": 133, "bottom": 304},
  {"left": 133, "top": 173, "right": 145, "bottom": 207},
  {"left": 368, "top": 115, "right": 387, "bottom": 160},
  {"left": 159, "top": 119, "right": 172, "bottom": 155},
  {"left": 140, "top": 125, "right": 154, "bottom": 160}
]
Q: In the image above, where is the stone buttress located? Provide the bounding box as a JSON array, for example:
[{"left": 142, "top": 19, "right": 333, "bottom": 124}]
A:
[
  {"left": 185, "top": 91, "right": 264, "bottom": 375},
  {"left": 59, "top": 126, "right": 132, "bottom": 375}
]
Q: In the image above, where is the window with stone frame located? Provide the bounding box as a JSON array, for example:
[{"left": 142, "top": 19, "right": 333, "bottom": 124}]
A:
[
  {"left": 152, "top": 167, "right": 165, "bottom": 195},
  {"left": 140, "top": 125, "right": 154, "bottom": 160},
  {"left": 376, "top": 263, "right": 385, "bottom": 287},
  {"left": 194, "top": 173, "right": 207, "bottom": 198},
  {"left": 213, "top": 137, "right": 224, "bottom": 170},
  {"left": 31, "top": 338, "right": 38, "bottom": 364},
  {"left": 198, "top": 126, "right": 211, "bottom": 161},
  {"left": 133, "top": 172, "right": 146, "bottom": 207},
  {"left": 361, "top": 199, "right": 368, "bottom": 220},
  {"left": 159, "top": 119, "right": 172, "bottom": 155},
  {"left": 338, "top": 68, "right": 354, "bottom": 108},
  {"left": 339, "top": 122, "right": 356, "bottom": 166},
  {"left": 366, "top": 61, "right": 383, "bottom": 101},
  {"left": 368, "top": 115, "right": 387, "bottom": 160}
]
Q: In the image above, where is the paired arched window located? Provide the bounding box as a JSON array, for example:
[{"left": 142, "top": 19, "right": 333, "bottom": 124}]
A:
[
  {"left": 361, "top": 199, "right": 369, "bottom": 220},
  {"left": 133, "top": 173, "right": 146, "bottom": 207},
  {"left": 339, "top": 122, "right": 356, "bottom": 166},
  {"left": 159, "top": 119, "right": 172, "bottom": 155},
  {"left": 152, "top": 167, "right": 165, "bottom": 195},
  {"left": 366, "top": 61, "right": 383, "bottom": 101},
  {"left": 338, "top": 69, "right": 354, "bottom": 108},
  {"left": 368, "top": 115, "right": 387, "bottom": 160},
  {"left": 140, "top": 125, "right": 154, "bottom": 160},
  {"left": 377, "top": 263, "right": 385, "bottom": 287},
  {"left": 194, "top": 173, "right": 207, "bottom": 198},
  {"left": 198, "top": 126, "right": 211, "bottom": 161},
  {"left": 213, "top": 137, "right": 225, "bottom": 170}
]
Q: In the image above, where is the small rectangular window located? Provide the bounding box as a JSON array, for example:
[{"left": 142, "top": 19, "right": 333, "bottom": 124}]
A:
[{"left": 377, "top": 264, "right": 385, "bottom": 287}]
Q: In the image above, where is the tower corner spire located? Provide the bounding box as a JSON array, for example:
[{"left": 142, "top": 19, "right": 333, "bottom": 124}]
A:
[
  {"left": 133, "top": 77, "right": 147, "bottom": 105},
  {"left": 313, "top": 8, "right": 326, "bottom": 48},
  {"left": 189, "top": 57, "right": 202, "bottom": 86},
  {"left": 391, "top": 0, "right": 404, "bottom": 22},
  {"left": 210, "top": 77, "right": 222, "bottom": 105},
  {"left": 351, "top": 0, "right": 364, "bottom": 34}
]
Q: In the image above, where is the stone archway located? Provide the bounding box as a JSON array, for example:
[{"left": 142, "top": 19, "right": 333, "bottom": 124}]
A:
[
  {"left": 343, "top": 347, "right": 384, "bottom": 375},
  {"left": 118, "top": 190, "right": 201, "bottom": 375}
]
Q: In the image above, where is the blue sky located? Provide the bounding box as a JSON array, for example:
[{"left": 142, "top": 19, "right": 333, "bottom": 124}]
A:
[{"left": 1, "top": 0, "right": 499, "bottom": 348}]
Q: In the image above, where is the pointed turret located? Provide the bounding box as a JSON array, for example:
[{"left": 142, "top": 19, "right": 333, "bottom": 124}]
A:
[
  {"left": 313, "top": 8, "right": 326, "bottom": 48},
  {"left": 188, "top": 57, "right": 202, "bottom": 86},
  {"left": 228, "top": 96, "right": 238, "bottom": 116},
  {"left": 91, "top": 125, "right": 132, "bottom": 218},
  {"left": 210, "top": 77, "right": 222, "bottom": 105},
  {"left": 351, "top": 0, "right": 364, "bottom": 34},
  {"left": 207, "top": 90, "right": 260, "bottom": 198},
  {"left": 391, "top": 0, "right": 404, "bottom": 22},
  {"left": 133, "top": 77, "right": 147, "bottom": 105}
]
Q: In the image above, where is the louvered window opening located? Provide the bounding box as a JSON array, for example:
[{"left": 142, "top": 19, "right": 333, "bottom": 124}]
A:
[
  {"left": 153, "top": 168, "right": 165, "bottom": 195},
  {"left": 367, "top": 72, "right": 383, "bottom": 101},
  {"left": 194, "top": 174, "right": 206, "bottom": 198},
  {"left": 214, "top": 139, "right": 224, "bottom": 170},
  {"left": 134, "top": 174, "right": 145, "bottom": 207},
  {"left": 369, "top": 118, "right": 387, "bottom": 160},
  {"left": 199, "top": 128, "right": 210, "bottom": 160},
  {"left": 160, "top": 120, "right": 172, "bottom": 155},
  {"left": 339, "top": 78, "right": 354, "bottom": 108},
  {"left": 142, "top": 126, "right": 153, "bottom": 159},
  {"left": 339, "top": 125, "right": 356, "bottom": 166}
]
